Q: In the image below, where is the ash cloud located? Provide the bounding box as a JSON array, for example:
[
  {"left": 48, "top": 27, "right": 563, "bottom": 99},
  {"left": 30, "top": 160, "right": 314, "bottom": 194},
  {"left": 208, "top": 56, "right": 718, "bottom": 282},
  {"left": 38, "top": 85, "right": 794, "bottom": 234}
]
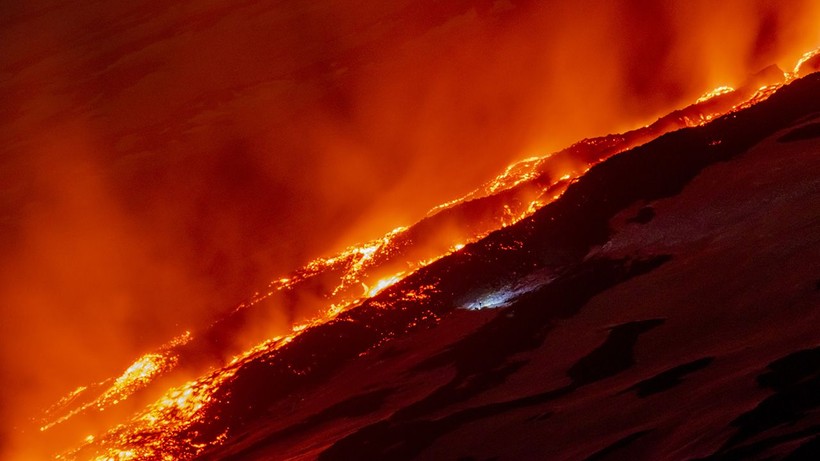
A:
[{"left": 0, "top": 0, "right": 818, "bottom": 457}]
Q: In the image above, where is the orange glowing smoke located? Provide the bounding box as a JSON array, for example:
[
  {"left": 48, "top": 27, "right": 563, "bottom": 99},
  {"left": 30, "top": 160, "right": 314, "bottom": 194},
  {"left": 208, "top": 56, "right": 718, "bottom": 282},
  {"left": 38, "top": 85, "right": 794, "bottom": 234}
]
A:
[
  {"left": 40, "top": 46, "right": 820, "bottom": 460},
  {"left": 1, "top": 1, "right": 820, "bottom": 459}
]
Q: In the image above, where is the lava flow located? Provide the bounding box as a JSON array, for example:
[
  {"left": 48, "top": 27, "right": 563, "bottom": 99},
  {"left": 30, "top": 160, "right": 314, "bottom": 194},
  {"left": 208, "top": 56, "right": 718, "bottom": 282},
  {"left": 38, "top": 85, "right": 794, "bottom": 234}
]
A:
[{"left": 30, "top": 46, "right": 820, "bottom": 461}]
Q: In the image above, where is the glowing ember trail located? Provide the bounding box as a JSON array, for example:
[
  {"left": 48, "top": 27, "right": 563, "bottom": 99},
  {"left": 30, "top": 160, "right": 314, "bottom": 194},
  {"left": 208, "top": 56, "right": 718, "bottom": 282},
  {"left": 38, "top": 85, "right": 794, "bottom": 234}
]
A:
[
  {"left": 793, "top": 47, "right": 820, "bottom": 77},
  {"left": 39, "top": 47, "right": 820, "bottom": 460},
  {"left": 695, "top": 86, "right": 735, "bottom": 104},
  {"left": 39, "top": 331, "right": 192, "bottom": 433}
]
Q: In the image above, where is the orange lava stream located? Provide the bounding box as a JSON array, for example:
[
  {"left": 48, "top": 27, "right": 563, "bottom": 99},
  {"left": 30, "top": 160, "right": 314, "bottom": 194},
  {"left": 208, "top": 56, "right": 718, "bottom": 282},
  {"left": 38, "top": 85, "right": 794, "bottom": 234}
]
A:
[
  {"left": 45, "top": 46, "right": 820, "bottom": 460},
  {"left": 793, "top": 47, "right": 820, "bottom": 77},
  {"left": 39, "top": 332, "right": 192, "bottom": 433},
  {"left": 695, "top": 85, "right": 735, "bottom": 104}
]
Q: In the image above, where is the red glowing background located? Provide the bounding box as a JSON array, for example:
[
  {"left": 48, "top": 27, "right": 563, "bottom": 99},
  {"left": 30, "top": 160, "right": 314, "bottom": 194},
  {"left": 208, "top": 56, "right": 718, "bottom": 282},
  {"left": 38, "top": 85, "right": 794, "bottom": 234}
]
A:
[{"left": 1, "top": 1, "right": 819, "bottom": 458}]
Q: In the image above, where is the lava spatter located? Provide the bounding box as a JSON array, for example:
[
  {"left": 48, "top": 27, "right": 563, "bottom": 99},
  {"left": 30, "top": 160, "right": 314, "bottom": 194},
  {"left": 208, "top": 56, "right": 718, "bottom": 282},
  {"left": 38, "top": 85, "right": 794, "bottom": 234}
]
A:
[{"left": 40, "top": 45, "right": 820, "bottom": 460}]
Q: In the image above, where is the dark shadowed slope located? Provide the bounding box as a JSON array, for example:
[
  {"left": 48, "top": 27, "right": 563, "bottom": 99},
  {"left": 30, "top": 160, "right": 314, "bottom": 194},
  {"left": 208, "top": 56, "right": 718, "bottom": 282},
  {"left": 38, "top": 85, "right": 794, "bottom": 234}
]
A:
[{"left": 184, "top": 74, "right": 820, "bottom": 460}]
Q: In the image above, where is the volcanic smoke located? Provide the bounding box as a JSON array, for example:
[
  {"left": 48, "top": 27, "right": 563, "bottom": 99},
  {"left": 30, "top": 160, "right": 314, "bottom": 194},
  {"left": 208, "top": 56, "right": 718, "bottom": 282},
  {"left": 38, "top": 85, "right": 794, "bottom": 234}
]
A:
[{"left": 1, "top": 1, "right": 819, "bottom": 460}]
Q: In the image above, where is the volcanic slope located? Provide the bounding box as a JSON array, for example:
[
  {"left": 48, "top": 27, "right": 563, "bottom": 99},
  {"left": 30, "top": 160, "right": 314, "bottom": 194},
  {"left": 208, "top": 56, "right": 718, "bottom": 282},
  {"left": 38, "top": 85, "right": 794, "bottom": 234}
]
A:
[
  {"left": 44, "top": 48, "right": 797, "bottom": 461},
  {"left": 182, "top": 74, "right": 820, "bottom": 460},
  {"left": 53, "top": 71, "right": 820, "bottom": 460}
]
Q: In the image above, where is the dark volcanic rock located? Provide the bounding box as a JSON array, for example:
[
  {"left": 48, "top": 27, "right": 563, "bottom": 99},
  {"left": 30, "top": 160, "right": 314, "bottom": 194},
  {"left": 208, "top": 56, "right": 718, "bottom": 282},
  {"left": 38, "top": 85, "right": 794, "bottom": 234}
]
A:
[
  {"left": 703, "top": 347, "right": 820, "bottom": 459},
  {"left": 778, "top": 122, "right": 820, "bottom": 142},
  {"left": 198, "top": 74, "right": 820, "bottom": 460},
  {"left": 583, "top": 430, "right": 653, "bottom": 461},
  {"left": 624, "top": 357, "right": 715, "bottom": 397}
]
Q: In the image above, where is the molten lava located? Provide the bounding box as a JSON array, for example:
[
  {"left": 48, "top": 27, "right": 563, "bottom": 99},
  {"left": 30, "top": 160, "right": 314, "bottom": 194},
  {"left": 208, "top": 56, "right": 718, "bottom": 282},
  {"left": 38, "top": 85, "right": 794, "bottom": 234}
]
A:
[{"left": 32, "top": 46, "right": 820, "bottom": 460}]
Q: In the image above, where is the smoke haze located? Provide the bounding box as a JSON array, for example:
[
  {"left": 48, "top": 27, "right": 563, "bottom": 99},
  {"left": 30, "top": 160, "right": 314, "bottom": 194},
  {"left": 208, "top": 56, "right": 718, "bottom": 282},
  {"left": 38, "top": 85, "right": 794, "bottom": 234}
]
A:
[{"left": 1, "top": 0, "right": 818, "bottom": 456}]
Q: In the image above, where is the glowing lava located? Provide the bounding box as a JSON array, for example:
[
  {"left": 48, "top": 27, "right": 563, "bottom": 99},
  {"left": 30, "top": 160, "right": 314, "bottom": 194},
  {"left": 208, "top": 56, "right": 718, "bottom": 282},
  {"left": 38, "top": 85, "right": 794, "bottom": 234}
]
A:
[{"left": 39, "top": 46, "right": 820, "bottom": 460}]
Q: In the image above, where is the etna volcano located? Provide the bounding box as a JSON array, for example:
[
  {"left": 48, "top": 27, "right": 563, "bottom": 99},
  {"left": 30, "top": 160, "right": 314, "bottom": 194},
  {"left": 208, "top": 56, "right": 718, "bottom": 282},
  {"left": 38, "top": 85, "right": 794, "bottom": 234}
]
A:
[
  {"left": 2, "top": 2, "right": 820, "bottom": 460},
  {"left": 36, "top": 58, "right": 820, "bottom": 461}
]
